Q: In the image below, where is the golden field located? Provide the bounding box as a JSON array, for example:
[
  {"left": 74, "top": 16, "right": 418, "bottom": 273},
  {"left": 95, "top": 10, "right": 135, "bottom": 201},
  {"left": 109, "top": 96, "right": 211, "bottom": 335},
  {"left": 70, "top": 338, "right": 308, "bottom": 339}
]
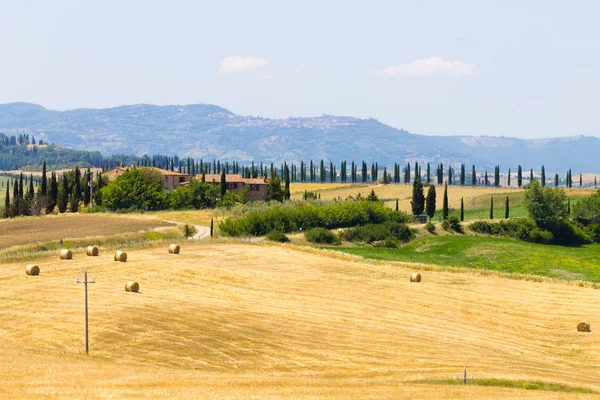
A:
[
  {"left": 1, "top": 241, "right": 599, "bottom": 398},
  {"left": 0, "top": 213, "right": 175, "bottom": 250}
]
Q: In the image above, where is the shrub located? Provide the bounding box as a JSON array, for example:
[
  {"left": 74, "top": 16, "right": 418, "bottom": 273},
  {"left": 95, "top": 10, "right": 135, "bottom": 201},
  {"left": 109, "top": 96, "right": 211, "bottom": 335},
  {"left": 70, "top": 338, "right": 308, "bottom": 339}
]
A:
[
  {"left": 469, "top": 218, "right": 589, "bottom": 245},
  {"left": 266, "top": 230, "right": 290, "bottom": 243},
  {"left": 425, "top": 221, "right": 435, "bottom": 233},
  {"left": 305, "top": 227, "right": 341, "bottom": 245},
  {"left": 447, "top": 215, "right": 463, "bottom": 233},
  {"left": 219, "top": 200, "right": 407, "bottom": 236},
  {"left": 340, "top": 222, "right": 414, "bottom": 244}
]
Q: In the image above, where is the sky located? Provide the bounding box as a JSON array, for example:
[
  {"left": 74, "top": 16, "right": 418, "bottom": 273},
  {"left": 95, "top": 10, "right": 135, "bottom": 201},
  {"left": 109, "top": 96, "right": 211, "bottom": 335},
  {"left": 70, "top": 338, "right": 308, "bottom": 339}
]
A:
[{"left": 0, "top": 0, "right": 599, "bottom": 139}]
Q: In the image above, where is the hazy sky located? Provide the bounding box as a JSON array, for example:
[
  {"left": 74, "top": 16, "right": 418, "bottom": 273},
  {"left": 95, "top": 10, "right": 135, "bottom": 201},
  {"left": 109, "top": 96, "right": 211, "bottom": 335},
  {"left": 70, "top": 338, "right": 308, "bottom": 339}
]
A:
[{"left": 1, "top": 0, "right": 598, "bottom": 138}]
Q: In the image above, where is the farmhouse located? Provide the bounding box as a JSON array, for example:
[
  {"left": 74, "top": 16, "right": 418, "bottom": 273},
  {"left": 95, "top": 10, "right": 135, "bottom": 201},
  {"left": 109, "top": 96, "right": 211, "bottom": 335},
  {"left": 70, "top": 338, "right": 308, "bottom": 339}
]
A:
[
  {"left": 199, "top": 174, "right": 269, "bottom": 201},
  {"left": 105, "top": 166, "right": 191, "bottom": 190}
]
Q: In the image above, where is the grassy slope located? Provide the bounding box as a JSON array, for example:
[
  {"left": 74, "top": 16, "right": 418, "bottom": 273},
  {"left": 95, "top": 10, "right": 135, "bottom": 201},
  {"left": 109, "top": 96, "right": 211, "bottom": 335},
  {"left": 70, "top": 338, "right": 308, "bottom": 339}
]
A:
[
  {"left": 332, "top": 235, "right": 600, "bottom": 282},
  {"left": 1, "top": 241, "right": 600, "bottom": 398}
]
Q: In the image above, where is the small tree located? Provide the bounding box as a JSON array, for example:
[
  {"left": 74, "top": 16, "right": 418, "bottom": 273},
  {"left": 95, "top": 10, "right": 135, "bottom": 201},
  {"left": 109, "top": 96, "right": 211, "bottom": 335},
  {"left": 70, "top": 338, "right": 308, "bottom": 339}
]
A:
[
  {"left": 183, "top": 223, "right": 197, "bottom": 239},
  {"left": 490, "top": 197, "right": 494, "bottom": 219},
  {"left": 210, "top": 218, "right": 214, "bottom": 237},
  {"left": 426, "top": 185, "right": 436, "bottom": 221},
  {"left": 3, "top": 180, "right": 9, "bottom": 219},
  {"left": 366, "top": 189, "right": 379, "bottom": 201},
  {"left": 395, "top": 198, "right": 399, "bottom": 211},
  {"left": 442, "top": 183, "right": 449, "bottom": 220},
  {"left": 505, "top": 196, "right": 509, "bottom": 219},
  {"left": 524, "top": 180, "right": 568, "bottom": 229},
  {"left": 460, "top": 197, "right": 464, "bottom": 222},
  {"left": 411, "top": 178, "right": 425, "bottom": 216}
]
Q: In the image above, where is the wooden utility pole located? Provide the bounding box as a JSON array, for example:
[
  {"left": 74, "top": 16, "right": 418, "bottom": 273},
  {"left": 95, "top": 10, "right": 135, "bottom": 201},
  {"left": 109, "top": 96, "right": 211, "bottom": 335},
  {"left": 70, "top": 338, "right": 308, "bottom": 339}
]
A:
[
  {"left": 456, "top": 366, "right": 474, "bottom": 385},
  {"left": 77, "top": 268, "right": 95, "bottom": 354}
]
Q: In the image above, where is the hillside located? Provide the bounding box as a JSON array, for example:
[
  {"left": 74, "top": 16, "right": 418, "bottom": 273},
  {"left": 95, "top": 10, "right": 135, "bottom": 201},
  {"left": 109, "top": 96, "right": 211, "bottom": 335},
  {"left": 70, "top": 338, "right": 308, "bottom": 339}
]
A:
[
  {"left": 1, "top": 102, "right": 599, "bottom": 171},
  {"left": 1, "top": 240, "right": 599, "bottom": 398}
]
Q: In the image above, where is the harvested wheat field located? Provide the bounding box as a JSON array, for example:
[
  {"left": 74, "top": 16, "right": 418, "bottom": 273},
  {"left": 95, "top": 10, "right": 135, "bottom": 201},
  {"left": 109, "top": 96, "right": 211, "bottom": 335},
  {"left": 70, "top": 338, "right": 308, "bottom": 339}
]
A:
[
  {"left": 0, "top": 241, "right": 599, "bottom": 398},
  {"left": 0, "top": 213, "right": 175, "bottom": 250}
]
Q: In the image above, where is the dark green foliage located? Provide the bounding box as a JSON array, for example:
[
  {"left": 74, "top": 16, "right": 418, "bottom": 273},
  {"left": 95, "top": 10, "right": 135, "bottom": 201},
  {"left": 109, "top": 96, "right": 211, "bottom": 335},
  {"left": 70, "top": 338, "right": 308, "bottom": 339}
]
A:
[
  {"left": 267, "top": 176, "right": 285, "bottom": 202},
  {"left": 425, "top": 221, "right": 435, "bottom": 233},
  {"left": 442, "top": 183, "right": 449, "bottom": 219},
  {"left": 220, "top": 168, "right": 226, "bottom": 198},
  {"left": 490, "top": 197, "right": 494, "bottom": 219},
  {"left": 57, "top": 175, "right": 68, "bottom": 213},
  {"left": 426, "top": 186, "right": 436, "bottom": 221},
  {"left": 3, "top": 180, "right": 9, "bottom": 218},
  {"left": 41, "top": 161, "right": 47, "bottom": 196},
  {"left": 210, "top": 218, "right": 214, "bottom": 237},
  {"left": 507, "top": 168, "right": 511, "bottom": 187},
  {"left": 219, "top": 200, "right": 407, "bottom": 236},
  {"left": 410, "top": 178, "right": 425, "bottom": 216},
  {"left": 460, "top": 197, "right": 464, "bottom": 221},
  {"left": 442, "top": 215, "right": 463, "bottom": 233},
  {"left": 101, "top": 168, "right": 166, "bottom": 211},
  {"left": 541, "top": 165, "right": 546, "bottom": 187},
  {"left": 183, "top": 223, "right": 197, "bottom": 239},
  {"left": 460, "top": 164, "right": 465, "bottom": 186},
  {"left": 305, "top": 227, "right": 340, "bottom": 245},
  {"left": 340, "top": 222, "right": 414, "bottom": 244},
  {"left": 266, "top": 230, "right": 290, "bottom": 243},
  {"left": 505, "top": 196, "right": 509, "bottom": 219},
  {"left": 469, "top": 218, "right": 587, "bottom": 245},
  {"left": 471, "top": 165, "right": 476, "bottom": 186},
  {"left": 517, "top": 165, "right": 522, "bottom": 188},
  {"left": 524, "top": 180, "right": 568, "bottom": 229},
  {"left": 68, "top": 193, "right": 78, "bottom": 213},
  {"left": 395, "top": 198, "right": 399, "bottom": 211},
  {"left": 366, "top": 189, "right": 378, "bottom": 202}
]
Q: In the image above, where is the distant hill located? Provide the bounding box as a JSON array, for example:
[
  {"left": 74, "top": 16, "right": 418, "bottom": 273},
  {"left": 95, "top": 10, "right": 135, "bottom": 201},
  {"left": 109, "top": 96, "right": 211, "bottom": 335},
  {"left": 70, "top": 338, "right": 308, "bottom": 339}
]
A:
[{"left": 0, "top": 102, "right": 598, "bottom": 172}]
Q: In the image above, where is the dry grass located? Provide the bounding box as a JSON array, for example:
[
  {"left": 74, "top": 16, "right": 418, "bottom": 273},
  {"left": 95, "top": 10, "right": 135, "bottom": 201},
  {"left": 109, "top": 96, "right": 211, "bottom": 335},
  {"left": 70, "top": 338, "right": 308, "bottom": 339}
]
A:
[
  {"left": 0, "top": 213, "right": 174, "bottom": 250},
  {"left": 0, "top": 241, "right": 599, "bottom": 398},
  {"left": 148, "top": 209, "right": 226, "bottom": 227}
]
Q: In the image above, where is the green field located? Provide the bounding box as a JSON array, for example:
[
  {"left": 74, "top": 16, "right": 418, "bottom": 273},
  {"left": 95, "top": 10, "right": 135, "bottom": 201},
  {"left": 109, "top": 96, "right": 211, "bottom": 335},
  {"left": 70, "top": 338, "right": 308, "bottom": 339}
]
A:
[{"left": 330, "top": 235, "right": 600, "bottom": 282}]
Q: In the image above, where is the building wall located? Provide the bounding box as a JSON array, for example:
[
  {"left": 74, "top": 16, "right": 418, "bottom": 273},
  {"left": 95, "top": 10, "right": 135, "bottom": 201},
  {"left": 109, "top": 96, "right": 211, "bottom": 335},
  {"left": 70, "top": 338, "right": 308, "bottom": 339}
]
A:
[{"left": 249, "top": 184, "right": 268, "bottom": 201}]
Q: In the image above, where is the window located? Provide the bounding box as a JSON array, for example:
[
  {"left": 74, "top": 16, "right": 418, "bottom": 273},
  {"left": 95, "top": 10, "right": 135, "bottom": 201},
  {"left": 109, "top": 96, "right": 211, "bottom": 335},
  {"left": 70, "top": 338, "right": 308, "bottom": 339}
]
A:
[{"left": 250, "top": 184, "right": 260, "bottom": 191}]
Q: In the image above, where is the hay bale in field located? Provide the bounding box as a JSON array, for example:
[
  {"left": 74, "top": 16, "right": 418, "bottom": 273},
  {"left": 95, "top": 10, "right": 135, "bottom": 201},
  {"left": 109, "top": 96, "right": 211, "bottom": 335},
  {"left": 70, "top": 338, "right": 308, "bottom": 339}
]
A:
[
  {"left": 410, "top": 272, "right": 421, "bottom": 283},
  {"left": 125, "top": 281, "right": 139, "bottom": 293},
  {"left": 60, "top": 249, "right": 73, "bottom": 260},
  {"left": 86, "top": 246, "right": 99, "bottom": 256},
  {"left": 25, "top": 264, "right": 40, "bottom": 276},
  {"left": 577, "top": 321, "right": 591, "bottom": 332},
  {"left": 114, "top": 250, "right": 127, "bottom": 262},
  {"left": 168, "top": 244, "right": 180, "bottom": 254}
]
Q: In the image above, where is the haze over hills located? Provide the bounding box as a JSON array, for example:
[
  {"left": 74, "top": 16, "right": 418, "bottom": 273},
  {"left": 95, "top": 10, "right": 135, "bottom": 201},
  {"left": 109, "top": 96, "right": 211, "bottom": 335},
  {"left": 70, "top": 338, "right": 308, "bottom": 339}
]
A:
[{"left": 0, "top": 102, "right": 598, "bottom": 172}]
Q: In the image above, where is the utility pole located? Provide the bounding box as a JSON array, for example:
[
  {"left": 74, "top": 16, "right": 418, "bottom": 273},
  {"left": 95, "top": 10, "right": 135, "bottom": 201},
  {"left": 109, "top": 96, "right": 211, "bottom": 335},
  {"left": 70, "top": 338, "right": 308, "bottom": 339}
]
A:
[
  {"left": 456, "top": 366, "right": 474, "bottom": 385},
  {"left": 77, "top": 268, "right": 96, "bottom": 354}
]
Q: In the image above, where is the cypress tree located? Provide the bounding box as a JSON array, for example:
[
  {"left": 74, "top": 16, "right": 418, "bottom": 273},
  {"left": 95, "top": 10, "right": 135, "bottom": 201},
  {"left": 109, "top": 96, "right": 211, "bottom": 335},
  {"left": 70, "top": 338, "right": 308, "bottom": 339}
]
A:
[
  {"left": 460, "top": 164, "right": 465, "bottom": 186},
  {"left": 41, "top": 161, "right": 47, "bottom": 196},
  {"left": 580, "top": 173, "right": 583, "bottom": 188},
  {"left": 28, "top": 174, "right": 34, "bottom": 199},
  {"left": 3, "top": 180, "right": 9, "bottom": 219},
  {"left": 460, "top": 197, "right": 464, "bottom": 222},
  {"left": 442, "top": 183, "right": 448, "bottom": 220},
  {"left": 74, "top": 166, "right": 81, "bottom": 200},
  {"left": 395, "top": 198, "right": 399, "bottom": 211},
  {"left": 220, "top": 168, "right": 227, "bottom": 198},
  {"left": 426, "top": 185, "right": 436, "bottom": 221},
  {"left": 362, "top": 161, "right": 367, "bottom": 183},
  {"left": 410, "top": 177, "right": 425, "bottom": 216},
  {"left": 448, "top": 165, "right": 452, "bottom": 185},
  {"left": 508, "top": 168, "right": 511, "bottom": 187},
  {"left": 541, "top": 165, "right": 546, "bottom": 187},
  {"left": 47, "top": 172, "right": 58, "bottom": 212},
  {"left": 68, "top": 193, "right": 78, "bottom": 213},
  {"left": 472, "top": 165, "right": 476, "bottom": 186},
  {"left": 406, "top": 162, "right": 411, "bottom": 184},
  {"left": 595, "top": 176, "right": 597, "bottom": 188},
  {"left": 57, "top": 177, "right": 67, "bottom": 213},
  {"left": 529, "top": 168, "right": 534, "bottom": 183},
  {"left": 210, "top": 218, "right": 214, "bottom": 237},
  {"left": 284, "top": 164, "right": 291, "bottom": 200},
  {"left": 517, "top": 165, "right": 522, "bottom": 188},
  {"left": 426, "top": 163, "right": 431, "bottom": 184},
  {"left": 555, "top": 173, "right": 559, "bottom": 187},
  {"left": 484, "top": 170, "right": 488, "bottom": 186},
  {"left": 490, "top": 197, "right": 494, "bottom": 219},
  {"left": 567, "top": 199, "right": 571, "bottom": 214},
  {"left": 505, "top": 196, "right": 509, "bottom": 219},
  {"left": 11, "top": 178, "right": 19, "bottom": 217}
]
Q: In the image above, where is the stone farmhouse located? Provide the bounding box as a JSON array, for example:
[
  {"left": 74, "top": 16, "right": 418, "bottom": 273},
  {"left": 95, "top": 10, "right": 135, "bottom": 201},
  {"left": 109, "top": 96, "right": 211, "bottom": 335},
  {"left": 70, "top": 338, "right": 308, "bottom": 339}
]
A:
[
  {"left": 199, "top": 174, "right": 269, "bottom": 201},
  {"left": 105, "top": 166, "right": 191, "bottom": 190}
]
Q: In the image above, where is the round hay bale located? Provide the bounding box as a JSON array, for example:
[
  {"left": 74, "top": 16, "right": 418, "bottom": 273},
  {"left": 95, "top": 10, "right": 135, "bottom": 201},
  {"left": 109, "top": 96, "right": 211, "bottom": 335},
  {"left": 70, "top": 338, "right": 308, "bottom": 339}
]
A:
[
  {"left": 125, "top": 281, "right": 139, "bottom": 293},
  {"left": 577, "top": 321, "right": 591, "bottom": 332},
  {"left": 86, "top": 246, "right": 99, "bottom": 256},
  {"left": 114, "top": 250, "right": 127, "bottom": 262},
  {"left": 410, "top": 272, "right": 421, "bottom": 283},
  {"left": 25, "top": 264, "right": 40, "bottom": 276},
  {"left": 60, "top": 249, "right": 73, "bottom": 260},
  {"left": 168, "top": 244, "right": 180, "bottom": 254}
]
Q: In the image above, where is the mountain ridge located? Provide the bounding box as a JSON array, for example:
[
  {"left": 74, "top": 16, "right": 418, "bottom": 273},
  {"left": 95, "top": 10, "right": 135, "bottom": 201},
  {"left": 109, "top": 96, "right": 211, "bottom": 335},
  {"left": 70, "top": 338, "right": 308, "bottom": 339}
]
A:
[{"left": 0, "top": 102, "right": 597, "bottom": 172}]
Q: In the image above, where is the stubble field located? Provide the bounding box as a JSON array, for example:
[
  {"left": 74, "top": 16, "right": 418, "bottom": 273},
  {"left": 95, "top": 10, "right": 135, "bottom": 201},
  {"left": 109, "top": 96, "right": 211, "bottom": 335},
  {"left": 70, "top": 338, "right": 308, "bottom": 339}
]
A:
[{"left": 1, "top": 241, "right": 599, "bottom": 398}]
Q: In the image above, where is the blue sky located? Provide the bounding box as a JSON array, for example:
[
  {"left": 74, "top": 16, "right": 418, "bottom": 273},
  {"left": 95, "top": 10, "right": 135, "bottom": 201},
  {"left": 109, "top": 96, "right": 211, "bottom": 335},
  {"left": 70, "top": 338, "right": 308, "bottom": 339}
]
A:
[{"left": 0, "top": 0, "right": 598, "bottom": 138}]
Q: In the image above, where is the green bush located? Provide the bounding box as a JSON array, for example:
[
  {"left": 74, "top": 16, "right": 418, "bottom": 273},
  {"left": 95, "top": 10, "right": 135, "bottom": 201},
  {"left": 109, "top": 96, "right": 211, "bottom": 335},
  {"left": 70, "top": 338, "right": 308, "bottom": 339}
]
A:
[
  {"left": 469, "top": 218, "right": 588, "bottom": 245},
  {"left": 219, "top": 200, "right": 409, "bottom": 236},
  {"left": 266, "top": 230, "right": 290, "bottom": 243},
  {"left": 340, "top": 222, "right": 414, "bottom": 244},
  {"left": 447, "top": 215, "right": 463, "bottom": 233},
  {"left": 425, "top": 221, "right": 435, "bottom": 233},
  {"left": 305, "top": 227, "right": 341, "bottom": 245}
]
